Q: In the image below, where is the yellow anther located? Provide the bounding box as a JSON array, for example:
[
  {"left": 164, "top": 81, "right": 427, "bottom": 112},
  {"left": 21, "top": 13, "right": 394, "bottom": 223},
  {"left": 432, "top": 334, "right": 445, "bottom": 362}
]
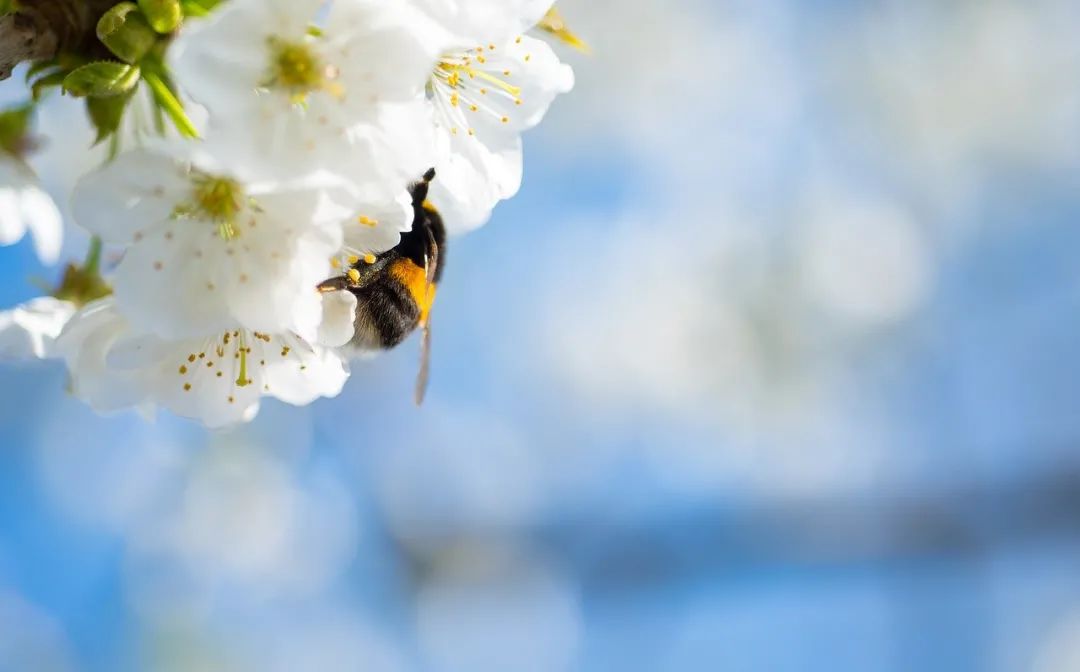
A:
[
  {"left": 347, "top": 268, "right": 361, "bottom": 283},
  {"left": 347, "top": 255, "right": 360, "bottom": 265},
  {"left": 357, "top": 215, "right": 377, "bottom": 227},
  {"left": 363, "top": 253, "right": 376, "bottom": 264}
]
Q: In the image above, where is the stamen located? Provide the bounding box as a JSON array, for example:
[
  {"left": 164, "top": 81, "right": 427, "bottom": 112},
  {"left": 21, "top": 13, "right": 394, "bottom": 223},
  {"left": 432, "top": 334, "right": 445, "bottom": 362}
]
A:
[
  {"left": 174, "top": 173, "right": 245, "bottom": 241},
  {"left": 235, "top": 332, "right": 251, "bottom": 387},
  {"left": 262, "top": 37, "right": 342, "bottom": 102},
  {"left": 436, "top": 60, "right": 521, "bottom": 97}
]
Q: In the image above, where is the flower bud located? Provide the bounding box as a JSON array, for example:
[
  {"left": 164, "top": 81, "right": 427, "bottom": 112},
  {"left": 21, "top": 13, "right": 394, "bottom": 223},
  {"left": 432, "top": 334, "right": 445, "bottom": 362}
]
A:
[
  {"left": 138, "top": 0, "right": 182, "bottom": 34},
  {"left": 63, "top": 62, "right": 141, "bottom": 98},
  {"left": 98, "top": 3, "right": 157, "bottom": 64}
]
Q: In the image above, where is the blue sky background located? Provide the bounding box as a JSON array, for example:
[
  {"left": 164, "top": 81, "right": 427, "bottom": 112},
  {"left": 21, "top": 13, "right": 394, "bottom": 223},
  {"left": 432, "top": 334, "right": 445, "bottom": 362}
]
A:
[{"left": 4, "top": 1, "right": 1080, "bottom": 670}]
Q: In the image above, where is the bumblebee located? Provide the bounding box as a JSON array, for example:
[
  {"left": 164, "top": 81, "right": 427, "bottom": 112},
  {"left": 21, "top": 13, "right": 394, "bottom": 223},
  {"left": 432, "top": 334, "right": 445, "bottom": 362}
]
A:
[{"left": 318, "top": 168, "right": 445, "bottom": 404}]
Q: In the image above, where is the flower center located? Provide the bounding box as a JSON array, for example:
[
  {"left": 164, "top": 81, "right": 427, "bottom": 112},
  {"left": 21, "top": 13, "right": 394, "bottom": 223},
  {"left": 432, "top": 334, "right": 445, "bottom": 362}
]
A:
[
  {"left": 264, "top": 38, "right": 341, "bottom": 103},
  {"left": 173, "top": 173, "right": 245, "bottom": 240}
]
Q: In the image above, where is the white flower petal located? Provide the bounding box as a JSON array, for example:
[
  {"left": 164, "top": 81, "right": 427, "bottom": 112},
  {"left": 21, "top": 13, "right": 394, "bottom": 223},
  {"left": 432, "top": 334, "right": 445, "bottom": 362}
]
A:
[
  {"left": 55, "top": 300, "right": 149, "bottom": 413},
  {"left": 317, "top": 290, "right": 358, "bottom": 349},
  {"left": 0, "top": 297, "right": 76, "bottom": 360},
  {"left": 260, "top": 334, "right": 350, "bottom": 406},
  {"left": 343, "top": 188, "right": 415, "bottom": 255},
  {"left": 71, "top": 149, "right": 190, "bottom": 244},
  {"left": 0, "top": 158, "right": 64, "bottom": 264},
  {"left": 430, "top": 136, "right": 522, "bottom": 232},
  {"left": 411, "top": 0, "right": 553, "bottom": 43},
  {"left": 20, "top": 187, "right": 63, "bottom": 265}
]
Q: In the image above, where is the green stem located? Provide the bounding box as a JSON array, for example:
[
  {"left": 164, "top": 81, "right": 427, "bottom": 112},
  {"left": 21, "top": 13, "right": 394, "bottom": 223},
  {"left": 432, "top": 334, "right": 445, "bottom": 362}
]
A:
[
  {"left": 84, "top": 235, "right": 103, "bottom": 274},
  {"left": 143, "top": 70, "right": 198, "bottom": 138}
]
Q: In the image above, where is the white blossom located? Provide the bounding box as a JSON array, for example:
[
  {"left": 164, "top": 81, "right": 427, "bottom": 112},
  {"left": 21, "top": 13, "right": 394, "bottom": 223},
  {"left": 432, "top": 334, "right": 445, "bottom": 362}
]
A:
[
  {"left": 71, "top": 147, "right": 350, "bottom": 343},
  {"left": 418, "top": 2, "right": 574, "bottom": 230},
  {"left": 0, "top": 296, "right": 76, "bottom": 360},
  {"left": 168, "top": 0, "right": 441, "bottom": 192},
  {"left": 57, "top": 299, "right": 352, "bottom": 428},
  {"left": 0, "top": 0, "right": 582, "bottom": 427},
  {"left": 0, "top": 156, "right": 62, "bottom": 265}
]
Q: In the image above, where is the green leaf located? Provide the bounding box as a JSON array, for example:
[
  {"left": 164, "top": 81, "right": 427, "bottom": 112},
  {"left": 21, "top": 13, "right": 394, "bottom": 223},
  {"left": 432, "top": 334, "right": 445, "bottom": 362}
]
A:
[
  {"left": 30, "top": 70, "right": 67, "bottom": 100},
  {"left": 24, "top": 60, "right": 59, "bottom": 82},
  {"left": 86, "top": 91, "right": 133, "bottom": 144},
  {"left": 98, "top": 3, "right": 157, "bottom": 63},
  {"left": 62, "top": 62, "right": 141, "bottom": 97},
  {"left": 138, "top": 0, "right": 181, "bottom": 33}
]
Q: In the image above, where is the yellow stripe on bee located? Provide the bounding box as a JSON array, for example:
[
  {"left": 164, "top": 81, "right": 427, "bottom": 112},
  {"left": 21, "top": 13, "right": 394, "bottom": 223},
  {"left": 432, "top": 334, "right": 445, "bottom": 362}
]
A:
[{"left": 388, "top": 258, "right": 437, "bottom": 325}]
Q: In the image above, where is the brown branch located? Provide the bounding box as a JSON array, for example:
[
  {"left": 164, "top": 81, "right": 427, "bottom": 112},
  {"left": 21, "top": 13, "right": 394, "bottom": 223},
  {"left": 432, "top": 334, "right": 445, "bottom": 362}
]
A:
[
  {"left": 0, "top": 0, "right": 119, "bottom": 81},
  {"left": 0, "top": 11, "right": 57, "bottom": 80}
]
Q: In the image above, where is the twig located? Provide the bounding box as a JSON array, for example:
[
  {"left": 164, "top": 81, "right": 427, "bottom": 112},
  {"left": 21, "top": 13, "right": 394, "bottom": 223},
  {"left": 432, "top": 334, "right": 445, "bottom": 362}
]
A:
[
  {"left": 0, "top": 0, "right": 118, "bottom": 81},
  {"left": 0, "top": 11, "right": 57, "bottom": 80}
]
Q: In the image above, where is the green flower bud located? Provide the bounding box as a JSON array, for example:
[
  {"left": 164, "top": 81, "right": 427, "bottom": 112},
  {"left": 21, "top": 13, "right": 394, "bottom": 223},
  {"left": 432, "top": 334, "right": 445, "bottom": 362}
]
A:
[
  {"left": 138, "top": 0, "right": 182, "bottom": 34},
  {"left": 63, "top": 62, "right": 141, "bottom": 98},
  {"left": 98, "top": 3, "right": 157, "bottom": 64},
  {"left": 180, "top": 0, "right": 222, "bottom": 18}
]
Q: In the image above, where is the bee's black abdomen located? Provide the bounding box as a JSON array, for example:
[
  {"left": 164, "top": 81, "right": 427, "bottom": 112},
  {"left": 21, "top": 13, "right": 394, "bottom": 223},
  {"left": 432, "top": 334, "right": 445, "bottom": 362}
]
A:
[{"left": 349, "top": 276, "right": 421, "bottom": 350}]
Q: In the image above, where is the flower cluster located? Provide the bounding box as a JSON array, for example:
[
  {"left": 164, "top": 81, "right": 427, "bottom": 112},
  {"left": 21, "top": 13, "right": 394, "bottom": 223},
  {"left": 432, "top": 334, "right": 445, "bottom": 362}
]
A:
[{"left": 0, "top": 0, "right": 579, "bottom": 427}]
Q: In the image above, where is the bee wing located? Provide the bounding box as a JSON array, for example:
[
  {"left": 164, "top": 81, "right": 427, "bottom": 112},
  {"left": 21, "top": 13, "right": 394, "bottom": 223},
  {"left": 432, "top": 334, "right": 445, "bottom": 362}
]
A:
[
  {"left": 414, "top": 317, "right": 432, "bottom": 406},
  {"left": 425, "top": 226, "right": 439, "bottom": 287},
  {"left": 414, "top": 228, "right": 439, "bottom": 406}
]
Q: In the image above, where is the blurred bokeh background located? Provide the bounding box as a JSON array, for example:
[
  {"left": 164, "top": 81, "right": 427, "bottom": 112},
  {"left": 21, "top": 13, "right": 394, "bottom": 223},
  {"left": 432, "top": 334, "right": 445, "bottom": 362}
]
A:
[{"left": 4, "top": 0, "right": 1080, "bottom": 669}]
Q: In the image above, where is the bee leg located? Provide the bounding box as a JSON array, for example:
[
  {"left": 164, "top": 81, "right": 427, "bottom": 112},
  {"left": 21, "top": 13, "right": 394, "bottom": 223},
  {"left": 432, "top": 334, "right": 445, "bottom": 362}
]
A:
[{"left": 317, "top": 277, "right": 352, "bottom": 293}]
